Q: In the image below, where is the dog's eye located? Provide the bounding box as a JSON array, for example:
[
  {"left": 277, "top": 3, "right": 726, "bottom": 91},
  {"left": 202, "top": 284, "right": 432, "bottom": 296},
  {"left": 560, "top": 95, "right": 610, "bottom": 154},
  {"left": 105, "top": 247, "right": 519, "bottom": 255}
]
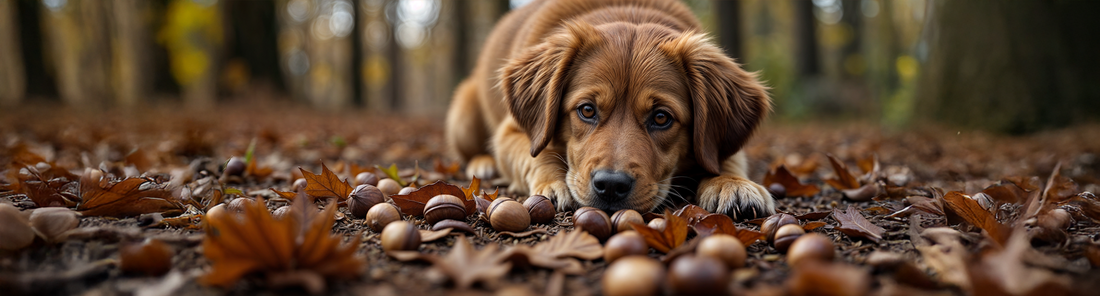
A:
[
  {"left": 650, "top": 111, "right": 672, "bottom": 129},
  {"left": 577, "top": 104, "right": 597, "bottom": 121}
]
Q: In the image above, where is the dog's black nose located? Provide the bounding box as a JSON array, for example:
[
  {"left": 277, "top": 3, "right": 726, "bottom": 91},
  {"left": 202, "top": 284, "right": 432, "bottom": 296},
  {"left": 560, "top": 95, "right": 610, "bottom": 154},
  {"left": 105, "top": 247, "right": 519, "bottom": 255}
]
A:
[{"left": 591, "top": 170, "right": 635, "bottom": 201}]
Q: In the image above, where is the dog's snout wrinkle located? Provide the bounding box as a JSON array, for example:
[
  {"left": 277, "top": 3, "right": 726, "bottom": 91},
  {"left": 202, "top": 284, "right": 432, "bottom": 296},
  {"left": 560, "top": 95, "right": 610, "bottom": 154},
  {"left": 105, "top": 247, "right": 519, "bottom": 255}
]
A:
[{"left": 591, "top": 170, "right": 635, "bottom": 202}]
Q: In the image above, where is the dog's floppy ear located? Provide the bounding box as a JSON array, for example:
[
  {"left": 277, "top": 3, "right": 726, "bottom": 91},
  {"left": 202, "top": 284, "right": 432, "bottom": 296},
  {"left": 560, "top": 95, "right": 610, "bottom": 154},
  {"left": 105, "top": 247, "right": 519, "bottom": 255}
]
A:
[
  {"left": 661, "top": 33, "right": 771, "bottom": 175},
  {"left": 501, "top": 22, "right": 602, "bottom": 157}
]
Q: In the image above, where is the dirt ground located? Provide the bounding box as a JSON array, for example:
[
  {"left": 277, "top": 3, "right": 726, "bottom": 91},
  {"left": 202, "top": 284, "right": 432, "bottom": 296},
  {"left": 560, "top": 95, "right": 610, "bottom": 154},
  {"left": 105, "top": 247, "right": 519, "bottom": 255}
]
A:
[{"left": 2, "top": 104, "right": 1099, "bottom": 295}]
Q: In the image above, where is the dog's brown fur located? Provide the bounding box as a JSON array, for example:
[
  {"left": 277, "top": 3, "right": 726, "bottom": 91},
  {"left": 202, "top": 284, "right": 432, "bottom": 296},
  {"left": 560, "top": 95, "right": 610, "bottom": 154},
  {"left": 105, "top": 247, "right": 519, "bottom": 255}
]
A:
[{"left": 445, "top": 0, "right": 775, "bottom": 219}]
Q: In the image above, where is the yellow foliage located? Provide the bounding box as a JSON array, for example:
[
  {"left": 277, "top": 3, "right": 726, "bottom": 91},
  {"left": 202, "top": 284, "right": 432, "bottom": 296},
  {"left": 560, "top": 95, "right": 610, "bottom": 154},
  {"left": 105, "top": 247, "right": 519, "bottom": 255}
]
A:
[{"left": 157, "top": 0, "right": 223, "bottom": 87}]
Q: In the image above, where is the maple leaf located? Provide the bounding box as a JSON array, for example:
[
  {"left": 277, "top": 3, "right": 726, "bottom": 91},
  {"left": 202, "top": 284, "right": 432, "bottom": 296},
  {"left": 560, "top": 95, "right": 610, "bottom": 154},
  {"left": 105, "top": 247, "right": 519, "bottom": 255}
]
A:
[
  {"left": 504, "top": 229, "right": 602, "bottom": 274},
  {"left": 390, "top": 181, "right": 474, "bottom": 216},
  {"left": 78, "top": 173, "right": 183, "bottom": 218},
  {"left": 430, "top": 235, "right": 511, "bottom": 289},
  {"left": 375, "top": 164, "right": 406, "bottom": 187},
  {"left": 763, "top": 165, "right": 821, "bottom": 197},
  {"left": 692, "top": 213, "right": 764, "bottom": 245},
  {"left": 270, "top": 188, "right": 297, "bottom": 200},
  {"left": 942, "top": 191, "right": 1010, "bottom": 246},
  {"left": 460, "top": 176, "right": 482, "bottom": 201},
  {"left": 831, "top": 205, "right": 885, "bottom": 243},
  {"left": 824, "top": 154, "right": 860, "bottom": 190},
  {"left": 631, "top": 210, "right": 689, "bottom": 253},
  {"left": 298, "top": 162, "right": 353, "bottom": 201}
]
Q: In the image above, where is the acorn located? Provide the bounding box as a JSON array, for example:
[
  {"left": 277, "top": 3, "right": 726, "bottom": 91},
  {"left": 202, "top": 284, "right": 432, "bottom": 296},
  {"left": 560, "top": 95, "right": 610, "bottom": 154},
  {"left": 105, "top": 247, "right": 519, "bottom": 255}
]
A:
[
  {"left": 347, "top": 184, "right": 384, "bottom": 218},
  {"left": 381, "top": 221, "right": 420, "bottom": 252},
  {"left": 272, "top": 205, "right": 291, "bottom": 220},
  {"left": 604, "top": 231, "right": 648, "bottom": 263},
  {"left": 0, "top": 203, "right": 35, "bottom": 251},
  {"left": 523, "top": 195, "right": 556, "bottom": 224},
  {"left": 398, "top": 186, "right": 416, "bottom": 196},
  {"left": 206, "top": 204, "right": 228, "bottom": 222},
  {"left": 774, "top": 223, "right": 806, "bottom": 253},
  {"left": 227, "top": 198, "right": 253, "bottom": 213},
  {"left": 355, "top": 172, "right": 379, "bottom": 186},
  {"left": 488, "top": 198, "right": 530, "bottom": 232},
  {"left": 602, "top": 256, "right": 665, "bottom": 296},
  {"left": 762, "top": 213, "right": 798, "bottom": 244},
  {"left": 668, "top": 254, "right": 729, "bottom": 295},
  {"left": 697, "top": 234, "right": 747, "bottom": 269},
  {"left": 425, "top": 194, "right": 468, "bottom": 224},
  {"left": 292, "top": 178, "right": 308, "bottom": 191},
  {"left": 377, "top": 178, "right": 402, "bottom": 197},
  {"left": 365, "top": 203, "right": 401, "bottom": 232},
  {"left": 787, "top": 233, "right": 836, "bottom": 267},
  {"left": 119, "top": 238, "right": 174, "bottom": 276},
  {"left": 574, "top": 207, "right": 612, "bottom": 241},
  {"left": 768, "top": 183, "right": 787, "bottom": 198},
  {"left": 647, "top": 217, "right": 667, "bottom": 232},
  {"left": 29, "top": 207, "right": 79, "bottom": 242},
  {"left": 610, "top": 209, "right": 644, "bottom": 233},
  {"left": 223, "top": 157, "right": 245, "bottom": 177}
]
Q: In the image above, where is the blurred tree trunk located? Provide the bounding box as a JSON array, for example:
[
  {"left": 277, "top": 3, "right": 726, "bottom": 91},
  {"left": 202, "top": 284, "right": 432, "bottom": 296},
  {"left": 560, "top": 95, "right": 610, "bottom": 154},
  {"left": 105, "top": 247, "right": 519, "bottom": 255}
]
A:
[
  {"left": 791, "top": 0, "right": 818, "bottom": 76},
  {"left": 917, "top": 0, "right": 1100, "bottom": 133},
  {"left": 110, "top": 0, "right": 152, "bottom": 107},
  {"left": 715, "top": 0, "right": 742, "bottom": 60},
  {"left": 0, "top": 0, "right": 24, "bottom": 106},
  {"left": 160, "top": 0, "right": 223, "bottom": 109},
  {"left": 41, "top": 0, "right": 113, "bottom": 106},
  {"left": 276, "top": 0, "right": 353, "bottom": 110}
]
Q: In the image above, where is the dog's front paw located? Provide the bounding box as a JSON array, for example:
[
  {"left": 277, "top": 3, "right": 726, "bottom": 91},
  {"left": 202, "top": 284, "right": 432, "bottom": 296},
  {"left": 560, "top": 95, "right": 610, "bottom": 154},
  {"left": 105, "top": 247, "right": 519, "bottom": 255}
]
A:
[
  {"left": 465, "top": 155, "right": 497, "bottom": 180},
  {"left": 532, "top": 180, "right": 577, "bottom": 211},
  {"left": 697, "top": 176, "right": 776, "bottom": 220}
]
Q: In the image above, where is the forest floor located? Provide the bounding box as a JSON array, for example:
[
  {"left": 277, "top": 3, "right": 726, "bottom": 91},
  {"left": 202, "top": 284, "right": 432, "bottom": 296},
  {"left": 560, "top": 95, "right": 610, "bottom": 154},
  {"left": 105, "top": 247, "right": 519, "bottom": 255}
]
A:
[{"left": 1, "top": 103, "right": 1099, "bottom": 295}]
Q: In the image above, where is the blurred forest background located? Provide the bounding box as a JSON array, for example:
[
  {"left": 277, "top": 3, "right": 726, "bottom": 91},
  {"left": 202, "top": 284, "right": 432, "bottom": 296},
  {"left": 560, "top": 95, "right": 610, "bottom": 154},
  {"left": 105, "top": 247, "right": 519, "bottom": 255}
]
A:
[{"left": 0, "top": 0, "right": 1098, "bottom": 133}]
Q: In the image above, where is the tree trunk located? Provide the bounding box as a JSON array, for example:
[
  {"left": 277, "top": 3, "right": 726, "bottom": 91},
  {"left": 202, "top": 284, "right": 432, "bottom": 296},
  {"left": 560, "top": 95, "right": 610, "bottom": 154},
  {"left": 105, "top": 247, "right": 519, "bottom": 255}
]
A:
[{"left": 0, "top": 0, "right": 24, "bottom": 106}]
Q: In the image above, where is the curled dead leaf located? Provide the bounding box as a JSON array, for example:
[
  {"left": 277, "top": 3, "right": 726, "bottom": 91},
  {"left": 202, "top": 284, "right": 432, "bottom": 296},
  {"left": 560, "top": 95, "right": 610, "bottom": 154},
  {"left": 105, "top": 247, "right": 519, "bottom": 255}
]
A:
[
  {"left": 942, "top": 191, "right": 1010, "bottom": 246},
  {"left": 430, "top": 235, "right": 511, "bottom": 289},
  {"left": 631, "top": 210, "right": 688, "bottom": 253},
  {"left": 390, "top": 181, "right": 475, "bottom": 216},
  {"left": 831, "top": 205, "right": 885, "bottom": 244},
  {"left": 763, "top": 165, "right": 821, "bottom": 198},
  {"left": 78, "top": 174, "right": 182, "bottom": 218},
  {"left": 824, "top": 154, "right": 860, "bottom": 190}
]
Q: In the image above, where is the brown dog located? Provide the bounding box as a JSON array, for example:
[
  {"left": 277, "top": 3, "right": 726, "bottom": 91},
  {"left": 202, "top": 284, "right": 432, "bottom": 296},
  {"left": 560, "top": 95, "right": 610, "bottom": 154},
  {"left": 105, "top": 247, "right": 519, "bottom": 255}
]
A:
[{"left": 445, "top": 0, "right": 775, "bottom": 219}]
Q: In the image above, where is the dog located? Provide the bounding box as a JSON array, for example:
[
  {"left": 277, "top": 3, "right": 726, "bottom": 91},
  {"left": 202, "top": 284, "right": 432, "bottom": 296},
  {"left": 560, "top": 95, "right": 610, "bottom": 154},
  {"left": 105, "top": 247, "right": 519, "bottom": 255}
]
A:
[{"left": 444, "top": 0, "right": 775, "bottom": 220}]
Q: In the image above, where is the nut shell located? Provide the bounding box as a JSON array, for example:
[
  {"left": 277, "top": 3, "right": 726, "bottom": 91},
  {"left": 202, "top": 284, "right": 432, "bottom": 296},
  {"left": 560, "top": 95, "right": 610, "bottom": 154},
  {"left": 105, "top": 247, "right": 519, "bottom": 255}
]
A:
[
  {"left": 523, "top": 195, "right": 556, "bottom": 224},
  {"left": 119, "top": 239, "right": 174, "bottom": 276},
  {"left": 381, "top": 221, "right": 420, "bottom": 252},
  {"left": 365, "top": 203, "right": 401, "bottom": 232},
  {"left": 488, "top": 198, "right": 530, "bottom": 232},
  {"left": 348, "top": 184, "right": 384, "bottom": 218},
  {"left": 602, "top": 256, "right": 665, "bottom": 296},
  {"left": 762, "top": 213, "right": 798, "bottom": 244},
  {"left": 425, "top": 194, "right": 468, "bottom": 224},
  {"left": 29, "top": 207, "right": 79, "bottom": 242},
  {"left": 0, "top": 203, "right": 34, "bottom": 251},
  {"left": 668, "top": 254, "right": 729, "bottom": 295},
  {"left": 292, "top": 178, "right": 308, "bottom": 191},
  {"left": 377, "top": 178, "right": 402, "bottom": 197},
  {"left": 223, "top": 157, "right": 245, "bottom": 177},
  {"left": 574, "top": 207, "right": 612, "bottom": 241},
  {"left": 604, "top": 231, "right": 648, "bottom": 263},
  {"left": 355, "top": 172, "right": 379, "bottom": 186},
  {"left": 647, "top": 217, "right": 667, "bottom": 232},
  {"left": 787, "top": 233, "right": 835, "bottom": 266},
  {"left": 697, "top": 234, "right": 747, "bottom": 269},
  {"left": 272, "top": 206, "right": 291, "bottom": 220},
  {"left": 774, "top": 224, "right": 805, "bottom": 253},
  {"left": 610, "top": 209, "right": 644, "bottom": 233}
]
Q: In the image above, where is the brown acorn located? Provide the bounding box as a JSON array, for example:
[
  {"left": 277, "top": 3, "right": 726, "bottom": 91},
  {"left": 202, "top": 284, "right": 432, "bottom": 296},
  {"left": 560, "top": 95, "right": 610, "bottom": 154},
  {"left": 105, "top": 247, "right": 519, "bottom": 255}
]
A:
[
  {"left": 227, "top": 197, "right": 253, "bottom": 213},
  {"left": 604, "top": 231, "right": 648, "bottom": 263},
  {"left": 668, "top": 254, "right": 729, "bottom": 295},
  {"left": 488, "top": 198, "right": 530, "bottom": 232},
  {"left": 29, "top": 207, "right": 80, "bottom": 242},
  {"left": 0, "top": 203, "right": 34, "bottom": 251},
  {"left": 355, "top": 172, "right": 379, "bottom": 186},
  {"left": 377, "top": 178, "right": 402, "bottom": 197},
  {"left": 272, "top": 205, "right": 292, "bottom": 220},
  {"left": 603, "top": 256, "right": 665, "bottom": 296},
  {"left": 119, "top": 239, "right": 174, "bottom": 276},
  {"left": 787, "top": 233, "right": 835, "bottom": 267},
  {"left": 223, "top": 157, "right": 245, "bottom": 177},
  {"left": 647, "top": 217, "right": 667, "bottom": 232},
  {"left": 365, "top": 203, "right": 401, "bottom": 232},
  {"left": 381, "top": 221, "right": 420, "bottom": 252},
  {"left": 610, "top": 209, "right": 644, "bottom": 233},
  {"left": 574, "top": 207, "right": 612, "bottom": 241},
  {"left": 696, "top": 234, "right": 747, "bottom": 269},
  {"left": 347, "top": 184, "right": 384, "bottom": 218},
  {"left": 774, "top": 223, "right": 806, "bottom": 253},
  {"left": 762, "top": 213, "right": 798, "bottom": 244},
  {"left": 523, "top": 195, "right": 556, "bottom": 224},
  {"left": 424, "top": 194, "right": 468, "bottom": 224}
]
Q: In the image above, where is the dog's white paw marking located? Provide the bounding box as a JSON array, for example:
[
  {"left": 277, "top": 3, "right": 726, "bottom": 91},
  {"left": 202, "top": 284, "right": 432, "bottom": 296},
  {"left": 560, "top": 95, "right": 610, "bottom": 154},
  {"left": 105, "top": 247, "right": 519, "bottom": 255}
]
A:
[
  {"left": 698, "top": 176, "right": 776, "bottom": 220},
  {"left": 533, "top": 180, "right": 576, "bottom": 211},
  {"left": 466, "top": 155, "right": 497, "bottom": 180}
]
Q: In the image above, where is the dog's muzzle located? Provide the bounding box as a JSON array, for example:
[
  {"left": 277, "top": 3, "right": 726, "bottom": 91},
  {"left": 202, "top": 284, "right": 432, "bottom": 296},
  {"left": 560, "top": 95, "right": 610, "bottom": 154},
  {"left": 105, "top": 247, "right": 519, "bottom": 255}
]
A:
[{"left": 591, "top": 170, "right": 635, "bottom": 202}]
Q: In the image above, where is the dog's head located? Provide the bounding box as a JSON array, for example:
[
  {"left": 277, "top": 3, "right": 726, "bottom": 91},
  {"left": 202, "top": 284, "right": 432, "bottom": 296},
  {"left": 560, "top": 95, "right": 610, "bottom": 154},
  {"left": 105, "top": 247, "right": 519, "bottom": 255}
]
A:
[{"left": 501, "top": 22, "right": 770, "bottom": 212}]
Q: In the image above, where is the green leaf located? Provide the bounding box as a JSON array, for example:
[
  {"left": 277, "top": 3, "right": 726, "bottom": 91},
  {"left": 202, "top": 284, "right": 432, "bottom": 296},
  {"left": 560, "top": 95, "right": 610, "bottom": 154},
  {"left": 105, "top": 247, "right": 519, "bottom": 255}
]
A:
[{"left": 375, "top": 164, "right": 406, "bottom": 187}]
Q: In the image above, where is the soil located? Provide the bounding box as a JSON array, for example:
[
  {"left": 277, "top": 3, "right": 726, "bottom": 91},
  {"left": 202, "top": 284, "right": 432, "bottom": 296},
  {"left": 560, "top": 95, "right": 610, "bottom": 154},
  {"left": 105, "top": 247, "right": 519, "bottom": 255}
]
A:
[{"left": 1, "top": 103, "right": 1099, "bottom": 295}]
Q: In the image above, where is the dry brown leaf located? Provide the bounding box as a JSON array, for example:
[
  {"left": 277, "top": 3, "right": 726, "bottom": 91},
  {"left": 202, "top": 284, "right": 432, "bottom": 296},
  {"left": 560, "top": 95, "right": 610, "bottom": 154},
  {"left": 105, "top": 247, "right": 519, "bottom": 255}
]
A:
[
  {"left": 420, "top": 228, "right": 454, "bottom": 242},
  {"left": 673, "top": 204, "right": 711, "bottom": 223},
  {"left": 824, "top": 154, "right": 860, "bottom": 190},
  {"left": 1086, "top": 244, "right": 1100, "bottom": 268},
  {"left": 497, "top": 228, "right": 548, "bottom": 238},
  {"left": 968, "top": 230, "right": 1072, "bottom": 296},
  {"left": 832, "top": 205, "right": 885, "bottom": 243},
  {"left": 802, "top": 221, "right": 827, "bottom": 231},
  {"left": 886, "top": 195, "right": 945, "bottom": 219},
  {"left": 433, "top": 159, "right": 461, "bottom": 177},
  {"left": 942, "top": 191, "right": 1010, "bottom": 246},
  {"left": 269, "top": 188, "right": 297, "bottom": 200},
  {"left": 78, "top": 174, "right": 182, "bottom": 218},
  {"left": 981, "top": 182, "right": 1028, "bottom": 205},
  {"left": 917, "top": 227, "right": 970, "bottom": 290},
  {"left": 298, "top": 162, "right": 352, "bottom": 201},
  {"left": 390, "top": 181, "right": 474, "bottom": 216},
  {"left": 632, "top": 210, "right": 689, "bottom": 253},
  {"left": 15, "top": 165, "right": 80, "bottom": 207},
  {"left": 431, "top": 235, "right": 511, "bottom": 289},
  {"left": 692, "top": 213, "right": 764, "bottom": 245},
  {"left": 795, "top": 211, "right": 833, "bottom": 221},
  {"left": 840, "top": 183, "right": 880, "bottom": 201},
  {"left": 763, "top": 165, "right": 821, "bottom": 197},
  {"left": 503, "top": 229, "right": 602, "bottom": 274}
]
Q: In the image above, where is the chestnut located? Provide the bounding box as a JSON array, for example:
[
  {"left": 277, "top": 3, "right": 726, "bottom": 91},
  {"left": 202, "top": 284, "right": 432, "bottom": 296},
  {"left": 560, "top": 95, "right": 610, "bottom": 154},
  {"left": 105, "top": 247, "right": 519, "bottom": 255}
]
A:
[
  {"left": 272, "top": 205, "right": 291, "bottom": 220},
  {"left": 787, "top": 233, "right": 835, "bottom": 267},
  {"left": 29, "top": 207, "right": 79, "bottom": 242},
  {"left": 488, "top": 198, "right": 530, "bottom": 232},
  {"left": 668, "top": 254, "right": 729, "bottom": 295},
  {"left": 610, "top": 209, "right": 644, "bottom": 233},
  {"left": 0, "top": 203, "right": 34, "bottom": 251},
  {"left": 223, "top": 157, "right": 245, "bottom": 177},
  {"left": 355, "top": 172, "right": 379, "bottom": 186},
  {"left": 647, "top": 217, "right": 667, "bottom": 232},
  {"left": 523, "top": 195, "right": 556, "bottom": 224},
  {"left": 377, "top": 178, "right": 402, "bottom": 197},
  {"left": 227, "top": 197, "right": 253, "bottom": 213},
  {"left": 381, "top": 221, "right": 420, "bottom": 252},
  {"left": 696, "top": 234, "right": 747, "bottom": 269},
  {"left": 347, "top": 184, "right": 384, "bottom": 219},
  {"left": 574, "top": 207, "right": 612, "bottom": 241},
  {"left": 119, "top": 238, "right": 174, "bottom": 276},
  {"left": 604, "top": 231, "right": 648, "bottom": 263},
  {"left": 773, "top": 223, "right": 805, "bottom": 253},
  {"left": 206, "top": 204, "right": 228, "bottom": 222},
  {"left": 762, "top": 213, "right": 798, "bottom": 244},
  {"left": 365, "top": 203, "right": 401, "bottom": 232},
  {"left": 602, "top": 256, "right": 665, "bottom": 296},
  {"left": 425, "top": 194, "right": 467, "bottom": 224}
]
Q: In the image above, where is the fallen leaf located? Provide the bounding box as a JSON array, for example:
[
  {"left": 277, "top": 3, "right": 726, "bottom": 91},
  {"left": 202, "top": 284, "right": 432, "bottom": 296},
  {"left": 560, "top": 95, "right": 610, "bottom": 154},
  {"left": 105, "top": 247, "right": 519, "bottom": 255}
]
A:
[
  {"left": 431, "top": 235, "right": 511, "bottom": 289},
  {"left": 433, "top": 159, "right": 460, "bottom": 177},
  {"left": 390, "top": 181, "right": 474, "bottom": 216},
  {"left": 497, "top": 228, "right": 548, "bottom": 238},
  {"left": 840, "top": 182, "right": 880, "bottom": 201},
  {"left": 917, "top": 227, "right": 970, "bottom": 290},
  {"left": 504, "top": 230, "right": 602, "bottom": 274},
  {"left": 78, "top": 174, "right": 182, "bottom": 218},
  {"left": 824, "top": 154, "right": 860, "bottom": 190},
  {"left": 832, "top": 205, "right": 885, "bottom": 243},
  {"left": 980, "top": 182, "right": 1028, "bottom": 205},
  {"left": 763, "top": 165, "right": 821, "bottom": 197},
  {"left": 802, "top": 221, "right": 827, "bottom": 231},
  {"left": 632, "top": 210, "right": 689, "bottom": 253},
  {"left": 691, "top": 214, "right": 763, "bottom": 245},
  {"left": 968, "top": 229, "right": 1072, "bottom": 296},
  {"left": 1086, "top": 244, "right": 1100, "bottom": 268},
  {"left": 270, "top": 188, "right": 296, "bottom": 200},
  {"left": 673, "top": 204, "right": 711, "bottom": 224},
  {"left": 865, "top": 251, "right": 937, "bottom": 290},
  {"left": 794, "top": 211, "right": 833, "bottom": 221},
  {"left": 420, "top": 228, "right": 454, "bottom": 242},
  {"left": 886, "top": 195, "right": 945, "bottom": 219},
  {"left": 942, "top": 191, "right": 1010, "bottom": 246},
  {"left": 15, "top": 165, "right": 80, "bottom": 207},
  {"left": 460, "top": 176, "right": 482, "bottom": 201},
  {"left": 298, "top": 162, "right": 353, "bottom": 201},
  {"left": 1041, "top": 162, "right": 1077, "bottom": 204}
]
